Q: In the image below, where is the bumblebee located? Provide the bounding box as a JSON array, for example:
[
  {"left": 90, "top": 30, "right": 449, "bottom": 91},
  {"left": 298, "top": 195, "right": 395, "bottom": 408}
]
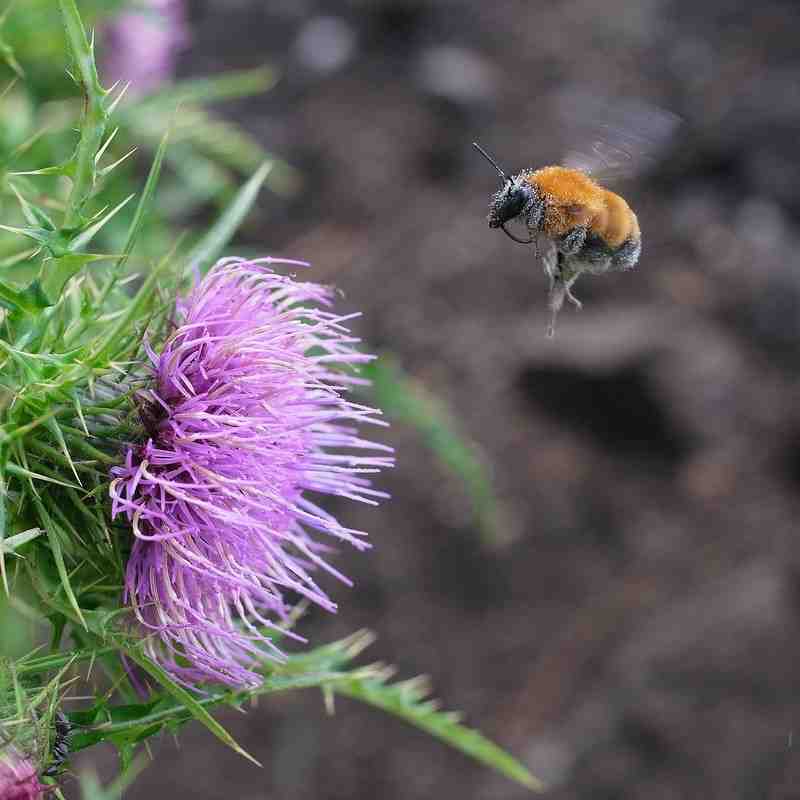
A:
[
  {"left": 475, "top": 143, "right": 643, "bottom": 335},
  {"left": 475, "top": 95, "right": 679, "bottom": 335}
]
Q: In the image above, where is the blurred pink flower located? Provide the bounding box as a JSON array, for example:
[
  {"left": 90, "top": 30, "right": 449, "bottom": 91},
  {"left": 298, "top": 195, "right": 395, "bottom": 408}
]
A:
[
  {"left": 0, "top": 748, "right": 46, "bottom": 800},
  {"left": 103, "top": 0, "right": 188, "bottom": 94},
  {"left": 110, "top": 258, "right": 392, "bottom": 687}
]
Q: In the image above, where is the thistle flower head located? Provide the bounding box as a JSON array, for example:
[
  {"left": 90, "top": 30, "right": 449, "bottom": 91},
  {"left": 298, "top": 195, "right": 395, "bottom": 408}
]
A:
[
  {"left": 110, "top": 258, "right": 392, "bottom": 687},
  {"left": 0, "top": 748, "right": 46, "bottom": 800},
  {"left": 103, "top": 0, "right": 188, "bottom": 94}
]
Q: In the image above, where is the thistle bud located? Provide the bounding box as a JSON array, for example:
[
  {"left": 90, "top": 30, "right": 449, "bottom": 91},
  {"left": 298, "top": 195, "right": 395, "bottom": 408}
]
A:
[{"left": 0, "top": 747, "right": 46, "bottom": 800}]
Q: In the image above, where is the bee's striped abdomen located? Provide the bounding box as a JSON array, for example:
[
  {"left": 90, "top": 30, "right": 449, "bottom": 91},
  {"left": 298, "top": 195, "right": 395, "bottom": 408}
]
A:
[{"left": 588, "top": 189, "right": 639, "bottom": 249}]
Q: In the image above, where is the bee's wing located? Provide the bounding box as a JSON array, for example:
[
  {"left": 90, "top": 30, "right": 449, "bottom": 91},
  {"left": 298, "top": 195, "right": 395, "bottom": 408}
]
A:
[{"left": 553, "top": 88, "right": 681, "bottom": 183}]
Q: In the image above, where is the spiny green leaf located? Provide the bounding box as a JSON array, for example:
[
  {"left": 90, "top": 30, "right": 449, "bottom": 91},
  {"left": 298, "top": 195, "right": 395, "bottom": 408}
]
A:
[
  {"left": 61, "top": 631, "right": 541, "bottom": 792},
  {"left": 124, "top": 650, "right": 261, "bottom": 767},
  {"left": 275, "top": 629, "right": 376, "bottom": 676},
  {"left": 0, "top": 223, "right": 60, "bottom": 247},
  {"left": 68, "top": 193, "right": 134, "bottom": 253},
  {"left": 30, "top": 495, "right": 86, "bottom": 628},
  {"left": 0, "top": 278, "right": 49, "bottom": 313},
  {"left": 39, "top": 253, "right": 115, "bottom": 303},
  {"left": 58, "top": 0, "right": 109, "bottom": 228},
  {"left": 8, "top": 163, "right": 71, "bottom": 178},
  {"left": 0, "top": 248, "right": 38, "bottom": 269},
  {"left": 279, "top": 633, "right": 542, "bottom": 790},
  {"left": 0, "top": 527, "right": 41, "bottom": 554},
  {"left": 146, "top": 107, "right": 298, "bottom": 192},
  {"left": 102, "top": 125, "right": 171, "bottom": 299},
  {"left": 42, "top": 416, "right": 80, "bottom": 485},
  {"left": 94, "top": 126, "right": 120, "bottom": 164},
  {"left": 5, "top": 462, "right": 80, "bottom": 490},
  {"left": 334, "top": 675, "right": 544, "bottom": 791},
  {"left": 68, "top": 670, "right": 360, "bottom": 752},
  {"left": 7, "top": 182, "right": 56, "bottom": 230},
  {"left": 97, "top": 146, "right": 137, "bottom": 178},
  {"left": 88, "top": 246, "right": 173, "bottom": 362},
  {"left": 137, "top": 65, "right": 278, "bottom": 108}
]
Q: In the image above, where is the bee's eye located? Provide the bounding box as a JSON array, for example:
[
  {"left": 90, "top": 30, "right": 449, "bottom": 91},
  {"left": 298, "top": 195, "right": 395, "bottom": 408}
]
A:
[
  {"left": 488, "top": 182, "right": 533, "bottom": 229},
  {"left": 501, "top": 187, "right": 527, "bottom": 219}
]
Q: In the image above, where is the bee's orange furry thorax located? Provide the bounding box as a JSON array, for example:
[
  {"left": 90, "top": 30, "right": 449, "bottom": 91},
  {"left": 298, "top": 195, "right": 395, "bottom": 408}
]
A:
[
  {"left": 526, "top": 166, "right": 639, "bottom": 248},
  {"left": 528, "top": 166, "right": 605, "bottom": 210}
]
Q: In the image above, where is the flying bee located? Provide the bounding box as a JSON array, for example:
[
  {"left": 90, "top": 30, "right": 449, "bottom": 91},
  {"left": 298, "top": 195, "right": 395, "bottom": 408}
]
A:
[{"left": 475, "top": 95, "right": 680, "bottom": 336}]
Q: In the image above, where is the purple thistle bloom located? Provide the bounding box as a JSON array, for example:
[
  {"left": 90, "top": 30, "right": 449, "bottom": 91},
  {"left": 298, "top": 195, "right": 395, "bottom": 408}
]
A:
[
  {"left": 110, "top": 258, "right": 393, "bottom": 687},
  {"left": 0, "top": 748, "right": 46, "bottom": 800},
  {"left": 103, "top": 0, "right": 188, "bottom": 95}
]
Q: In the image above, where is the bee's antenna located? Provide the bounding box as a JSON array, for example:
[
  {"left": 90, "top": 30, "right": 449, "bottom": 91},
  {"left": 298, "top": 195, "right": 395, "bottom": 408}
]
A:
[{"left": 472, "top": 141, "right": 510, "bottom": 182}]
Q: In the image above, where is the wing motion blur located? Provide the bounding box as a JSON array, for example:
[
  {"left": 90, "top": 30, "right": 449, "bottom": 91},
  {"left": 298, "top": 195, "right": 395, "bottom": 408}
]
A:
[{"left": 553, "top": 88, "right": 682, "bottom": 183}]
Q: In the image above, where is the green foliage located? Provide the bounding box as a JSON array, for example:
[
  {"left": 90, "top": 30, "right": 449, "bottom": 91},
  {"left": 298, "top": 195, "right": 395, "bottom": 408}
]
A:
[
  {"left": 0, "top": 0, "right": 291, "bottom": 276},
  {"left": 36, "top": 630, "right": 541, "bottom": 792},
  {"left": 0, "top": 0, "right": 183, "bottom": 653},
  {"left": 0, "top": 655, "right": 73, "bottom": 778},
  {"left": 0, "top": 1, "right": 282, "bottom": 631},
  {"left": 334, "top": 670, "right": 543, "bottom": 791}
]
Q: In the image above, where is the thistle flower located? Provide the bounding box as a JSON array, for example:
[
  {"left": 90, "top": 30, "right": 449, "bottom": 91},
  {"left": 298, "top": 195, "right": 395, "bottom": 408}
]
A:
[
  {"left": 110, "top": 258, "right": 393, "bottom": 687},
  {"left": 103, "top": 0, "right": 188, "bottom": 94},
  {"left": 0, "top": 748, "right": 46, "bottom": 800}
]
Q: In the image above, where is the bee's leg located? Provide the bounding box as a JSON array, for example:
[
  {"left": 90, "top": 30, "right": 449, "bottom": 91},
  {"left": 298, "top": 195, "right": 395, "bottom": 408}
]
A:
[
  {"left": 608, "top": 237, "right": 641, "bottom": 271},
  {"left": 558, "top": 225, "right": 588, "bottom": 257},
  {"left": 546, "top": 256, "right": 581, "bottom": 338},
  {"left": 564, "top": 280, "right": 582, "bottom": 309},
  {"left": 541, "top": 240, "right": 559, "bottom": 288}
]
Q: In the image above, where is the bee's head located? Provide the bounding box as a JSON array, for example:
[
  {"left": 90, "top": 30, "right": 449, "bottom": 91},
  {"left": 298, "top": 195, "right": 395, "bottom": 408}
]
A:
[
  {"left": 487, "top": 177, "right": 539, "bottom": 229},
  {"left": 473, "top": 142, "right": 542, "bottom": 243}
]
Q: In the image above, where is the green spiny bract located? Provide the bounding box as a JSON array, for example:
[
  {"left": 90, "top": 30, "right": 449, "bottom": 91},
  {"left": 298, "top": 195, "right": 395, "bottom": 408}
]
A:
[{"left": 0, "top": 1, "right": 177, "bottom": 628}]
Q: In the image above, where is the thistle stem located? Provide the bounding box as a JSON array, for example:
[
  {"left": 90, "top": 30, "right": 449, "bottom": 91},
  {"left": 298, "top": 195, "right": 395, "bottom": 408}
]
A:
[
  {"left": 86, "top": 672, "right": 348, "bottom": 737},
  {"left": 58, "top": 0, "right": 108, "bottom": 230}
]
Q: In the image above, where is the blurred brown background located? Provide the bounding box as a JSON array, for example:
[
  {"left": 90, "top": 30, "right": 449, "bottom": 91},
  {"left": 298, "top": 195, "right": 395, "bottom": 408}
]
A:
[{"left": 81, "top": 0, "right": 800, "bottom": 797}]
